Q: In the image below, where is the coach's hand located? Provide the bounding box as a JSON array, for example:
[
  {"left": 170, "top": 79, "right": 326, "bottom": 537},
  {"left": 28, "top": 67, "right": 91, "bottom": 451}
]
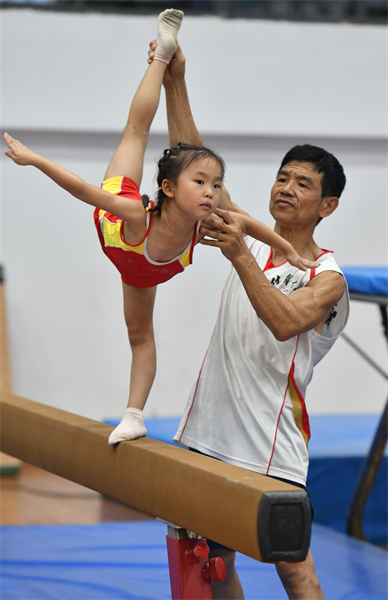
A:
[{"left": 199, "top": 208, "right": 246, "bottom": 262}]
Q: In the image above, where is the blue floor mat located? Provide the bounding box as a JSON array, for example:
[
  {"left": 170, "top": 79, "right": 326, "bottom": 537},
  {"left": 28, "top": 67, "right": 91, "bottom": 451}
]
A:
[{"left": 1, "top": 521, "right": 387, "bottom": 600}]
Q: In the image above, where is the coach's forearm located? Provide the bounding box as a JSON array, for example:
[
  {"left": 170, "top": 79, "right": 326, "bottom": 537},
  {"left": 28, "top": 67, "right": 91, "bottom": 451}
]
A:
[
  {"left": 230, "top": 249, "right": 305, "bottom": 341},
  {"left": 164, "top": 78, "right": 203, "bottom": 147}
]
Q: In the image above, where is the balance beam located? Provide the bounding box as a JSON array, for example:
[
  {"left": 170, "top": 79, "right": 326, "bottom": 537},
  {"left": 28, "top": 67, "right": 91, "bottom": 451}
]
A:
[{"left": 0, "top": 392, "right": 311, "bottom": 563}]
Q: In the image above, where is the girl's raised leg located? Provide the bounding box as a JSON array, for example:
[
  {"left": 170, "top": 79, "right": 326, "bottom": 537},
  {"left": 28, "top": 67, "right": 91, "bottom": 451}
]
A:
[
  {"left": 108, "top": 283, "right": 157, "bottom": 445},
  {"left": 104, "top": 9, "right": 183, "bottom": 186}
]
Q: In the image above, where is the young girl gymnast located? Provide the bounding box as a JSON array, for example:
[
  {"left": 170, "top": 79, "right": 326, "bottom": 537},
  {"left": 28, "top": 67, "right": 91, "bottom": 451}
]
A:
[{"left": 4, "top": 9, "right": 318, "bottom": 445}]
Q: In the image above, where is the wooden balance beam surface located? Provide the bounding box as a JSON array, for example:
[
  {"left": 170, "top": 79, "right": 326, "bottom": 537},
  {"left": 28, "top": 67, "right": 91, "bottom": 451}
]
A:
[{"left": 0, "top": 393, "right": 311, "bottom": 563}]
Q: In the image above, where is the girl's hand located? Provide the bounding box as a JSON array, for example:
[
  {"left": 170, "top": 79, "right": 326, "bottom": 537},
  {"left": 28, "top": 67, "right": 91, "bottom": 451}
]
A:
[
  {"left": 285, "top": 247, "right": 320, "bottom": 272},
  {"left": 3, "top": 132, "right": 37, "bottom": 166}
]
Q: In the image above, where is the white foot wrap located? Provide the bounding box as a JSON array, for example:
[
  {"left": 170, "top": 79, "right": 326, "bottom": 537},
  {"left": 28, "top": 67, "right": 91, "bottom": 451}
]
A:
[
  {"left": 154, "top": 8, "right": 184, "bottom": 65},
  {"left": 108, "top": 408, "right": 147, "bottom": 445}
]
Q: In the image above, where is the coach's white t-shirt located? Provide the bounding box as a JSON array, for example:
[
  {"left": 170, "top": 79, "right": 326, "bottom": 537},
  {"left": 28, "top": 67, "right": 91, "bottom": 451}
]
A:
[{"left": 174, "top": 236, "right": 349, "bottom": 486}]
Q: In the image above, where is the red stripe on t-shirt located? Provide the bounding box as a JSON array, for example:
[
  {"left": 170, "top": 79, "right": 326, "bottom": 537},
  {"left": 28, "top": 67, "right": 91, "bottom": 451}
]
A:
[
  {"left": 289, "top": 361, "right": 311, "bottom": 442},
  {"left": 266, "top": 336, "right": 300, "bottom": 474}
]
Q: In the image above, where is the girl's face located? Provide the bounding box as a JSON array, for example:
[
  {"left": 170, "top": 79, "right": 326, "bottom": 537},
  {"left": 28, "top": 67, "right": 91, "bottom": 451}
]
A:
[{"left": 166, "top": 157, "right": 223, "bottom": 221}]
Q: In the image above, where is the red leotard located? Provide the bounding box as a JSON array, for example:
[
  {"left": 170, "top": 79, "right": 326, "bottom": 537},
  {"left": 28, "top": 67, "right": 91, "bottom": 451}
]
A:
[{"left": 94, "top": 176, "right": 200, "bottom": 288}]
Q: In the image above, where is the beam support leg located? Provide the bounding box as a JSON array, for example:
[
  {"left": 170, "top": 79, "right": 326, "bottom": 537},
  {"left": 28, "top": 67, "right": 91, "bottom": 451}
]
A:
[{"left": 164, "top": 522, "right": 226, "bottom": 600}]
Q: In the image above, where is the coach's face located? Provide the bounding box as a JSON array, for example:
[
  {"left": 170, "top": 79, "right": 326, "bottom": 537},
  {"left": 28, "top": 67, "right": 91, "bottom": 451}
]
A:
[{"left": 269, "top": 161, "right": 337, "bottom": 228}]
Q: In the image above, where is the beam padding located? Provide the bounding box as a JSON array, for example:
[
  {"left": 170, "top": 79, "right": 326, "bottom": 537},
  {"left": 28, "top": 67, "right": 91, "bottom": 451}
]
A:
[{"left": 0, "top": 393, "right": 311, "bottom": 562}]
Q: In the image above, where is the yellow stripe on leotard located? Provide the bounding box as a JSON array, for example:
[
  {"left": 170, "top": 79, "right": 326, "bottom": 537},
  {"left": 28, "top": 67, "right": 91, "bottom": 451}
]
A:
[
  {"left": 98, "top": 177, "right": 147, "bottom": 255},
  {"left": 98, "top": 210, "right": 145, "bottom": 255},
  {"left": 102, "top": 176, "right": 124, "bottom": 195},
  {"left": 179, "top": 247, "right": 191, "bottom": 268}
]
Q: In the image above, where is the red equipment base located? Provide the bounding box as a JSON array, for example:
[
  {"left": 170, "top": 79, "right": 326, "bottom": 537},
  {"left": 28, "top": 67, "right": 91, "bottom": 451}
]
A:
[{"left": 166, "top": 534, "right": 226, "bottom": 600}]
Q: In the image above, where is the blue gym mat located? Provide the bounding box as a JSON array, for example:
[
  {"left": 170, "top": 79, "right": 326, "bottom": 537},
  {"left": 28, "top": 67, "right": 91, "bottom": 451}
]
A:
[
  {"left": 341, "top": 265, "right": 388, "bottom": 297},
  {"left": 1, "top": 520, "right": 387, "bottom": 600}
]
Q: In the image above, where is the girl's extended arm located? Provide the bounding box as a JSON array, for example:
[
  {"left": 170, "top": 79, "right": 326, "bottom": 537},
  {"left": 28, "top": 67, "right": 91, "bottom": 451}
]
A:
[
  {"left": 202, "top": 208, "right": 319, "bottom": 271},
  {"left": 232, "top": 211, "right": 319, "bottom": 271},
  {"left": 3, "top": 133, "right": 143, "bottom": 222}
]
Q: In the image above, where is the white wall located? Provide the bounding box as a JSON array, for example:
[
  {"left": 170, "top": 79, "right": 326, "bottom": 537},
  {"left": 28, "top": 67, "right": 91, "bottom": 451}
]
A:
[{"left": 1, "top": 10, "right": 387, "bottom": 423}]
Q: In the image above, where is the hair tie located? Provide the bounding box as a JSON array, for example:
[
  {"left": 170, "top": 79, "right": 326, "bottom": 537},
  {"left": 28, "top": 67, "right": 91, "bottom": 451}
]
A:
[
  {"left": 145, "top": 206, "right": 150, "bottom": 212},
  {"left": 158, "top": 186, "right": 162, "bottom": 191}
]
